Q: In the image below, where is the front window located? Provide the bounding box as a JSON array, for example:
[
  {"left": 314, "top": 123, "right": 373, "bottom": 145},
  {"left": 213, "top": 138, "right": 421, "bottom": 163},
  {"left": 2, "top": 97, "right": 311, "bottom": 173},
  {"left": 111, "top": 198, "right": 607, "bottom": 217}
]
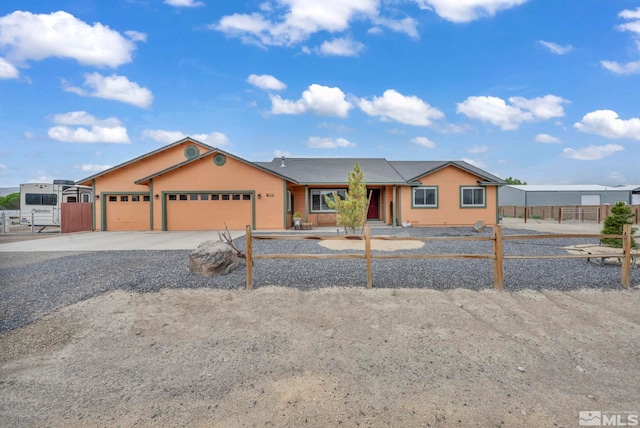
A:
[
  {"left": 311, "top": 189, "right": 346, "bottom": 212},
  {"left": 413, "top": 187, "right": 437, "bottom": 208},
  {"left": 461, "top": 187, "right": 485, "bottom": 207}
]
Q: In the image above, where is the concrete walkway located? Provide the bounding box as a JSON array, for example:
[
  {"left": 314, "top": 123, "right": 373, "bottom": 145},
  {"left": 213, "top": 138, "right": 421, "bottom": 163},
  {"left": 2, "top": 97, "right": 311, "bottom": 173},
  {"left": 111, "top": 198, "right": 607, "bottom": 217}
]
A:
[{"left": 0, "top": 230, "right": 246, "bottom": 252}]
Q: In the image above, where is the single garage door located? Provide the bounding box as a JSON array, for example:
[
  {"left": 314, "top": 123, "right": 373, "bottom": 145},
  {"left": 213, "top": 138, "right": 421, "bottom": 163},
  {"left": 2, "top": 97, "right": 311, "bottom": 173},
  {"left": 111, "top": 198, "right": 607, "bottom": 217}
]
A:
[
  {"left": 165, "top": 193, "right": 253, "bottom": 230},
  {"left": 105, "top": 194, "right": 150, "bottom": 231}
]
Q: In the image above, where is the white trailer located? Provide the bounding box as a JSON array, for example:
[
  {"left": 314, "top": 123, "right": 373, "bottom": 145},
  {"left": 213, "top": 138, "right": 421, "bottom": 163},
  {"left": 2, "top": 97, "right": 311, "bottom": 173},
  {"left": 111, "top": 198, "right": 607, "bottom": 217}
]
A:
[{"left": 20, "top": 180, "right": 92, "bottom": 229}]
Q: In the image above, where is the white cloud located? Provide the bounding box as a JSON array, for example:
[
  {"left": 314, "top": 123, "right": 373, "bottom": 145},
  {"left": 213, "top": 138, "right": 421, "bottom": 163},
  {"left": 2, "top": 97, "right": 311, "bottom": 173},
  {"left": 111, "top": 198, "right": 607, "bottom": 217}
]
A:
[
  {"left": 359, "top": 89, "right": 444, "bottom": 126},
  {"left": 413, "top": 0, "right": 529, "bottom": 23},
  {"left": 63, "top": 73, "right": 153, "bottom": 108},
  {"left": 618, "top": 7, "right": 640, "bottom": 34},
  {"left": 164, "top": 0, "right": 204, "bottom": 7},
  {"left": 270, "top": 84, "right": 353, "bottom": 117},
  {"left": 509, "top": 95, "right": 568, "bottom": 120},
  {"left": 601, "top": 8, "right": 640, "bottom": 74},
  {"left": 214, "top": 0, "right": 415, "bottom": 47},
  {"left": 319, "top": 37, "right": 365, "bottom": 56},
  {"left": 461, "top": 157, "right": 487, "bottom": 169},
  {"left": 411, "top": 136, "right": 436, "bottom": 148},
  {"left": 562, "top": 144, "right": 624, "bottom": 161},
  {"left": 0, "top": 11, "right": 143, "bottom": 69},
  {"left": 600, "top": 60, "right": 640, "bottom": 75},
  {"left": 469, "top": 144, "right": 488, "bottom": 154},
  {"left": 48, "top": 111, "right": 129, "bottom": 144},
  {"left": 51, "top": 111, "right": 121, "bottom": 127},
  {"left": 456, "top": 95, "right": 568, "bottom": 130},
  {"left": 49, "top": 126, "right": 129, "bottom": 144},
  {"left": 0, "top": 57, "right": 18, "bottom": 79},
  {"left": 538, "top": 40, "right": 573, "bottom": 55},
  {"left": 574, "top": 110, "right": 640, "bottom": 141},
  {"left": 76, "top": 164, "right": 113, "bottom": 173},
  {"left": 535, "top": 133, "right": 562, "bottom": 144},
  {"left": 141, "top": 129, "right": 230, "bottom": 146},
  {"left": 372, "top": 17, "right": 419, "bottom": 38},
  {"left": 141, "top": 130, "right": 186, "bottom": 143},
  {"left": 192, "top": 132, "right": 230, "bottom": 146},
  {"left": 307, "top": 136, "right": 356, "bottom": 149},
  {"left": 247, "top": 74, "right": 287, "bottom": 90}
]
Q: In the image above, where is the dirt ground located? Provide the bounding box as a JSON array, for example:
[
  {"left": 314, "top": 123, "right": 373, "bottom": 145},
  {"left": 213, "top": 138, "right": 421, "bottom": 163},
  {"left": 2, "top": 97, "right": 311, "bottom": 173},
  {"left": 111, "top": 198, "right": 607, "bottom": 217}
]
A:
[{"left": 1, "top": 218, "right": 639, "bottom": 427}]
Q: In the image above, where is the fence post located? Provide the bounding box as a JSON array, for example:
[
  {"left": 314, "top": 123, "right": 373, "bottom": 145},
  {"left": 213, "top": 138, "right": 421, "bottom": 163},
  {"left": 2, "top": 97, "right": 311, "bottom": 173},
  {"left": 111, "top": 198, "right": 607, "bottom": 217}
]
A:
[
  {"left": 31, "top": 211, "right": 35, "bottom": 233},
  {"left": 1, "top": 211, "right": 5, "bottom": 235},
  {"left": 365, "top": 226, "right": 372, "bottom": 288},
  {"left": 621, "top": 224, "right": 632, "bottom": 288},
  {"left": 493, "top": 225, "right": 504, "bottom": 290},
  {"left": 245, "top": 225, "right": 253, "bottom": 290}
]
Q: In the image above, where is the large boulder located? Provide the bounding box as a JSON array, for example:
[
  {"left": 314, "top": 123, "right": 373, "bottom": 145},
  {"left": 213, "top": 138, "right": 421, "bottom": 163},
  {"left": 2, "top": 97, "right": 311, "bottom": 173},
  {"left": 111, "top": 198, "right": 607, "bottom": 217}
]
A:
[
  {"left": 472, "top": 220, "right": 486, "bottom": 233},
  {"left": 189, "top": 241, "right": 240, "bottom": 276}
]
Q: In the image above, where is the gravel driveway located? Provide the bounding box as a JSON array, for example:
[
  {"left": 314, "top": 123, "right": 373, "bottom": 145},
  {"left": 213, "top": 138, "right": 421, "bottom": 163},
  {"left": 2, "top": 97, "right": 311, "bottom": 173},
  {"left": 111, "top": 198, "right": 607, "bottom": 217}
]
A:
[{"left": 1, "top": 226, "right": 637, "bottom": 333}]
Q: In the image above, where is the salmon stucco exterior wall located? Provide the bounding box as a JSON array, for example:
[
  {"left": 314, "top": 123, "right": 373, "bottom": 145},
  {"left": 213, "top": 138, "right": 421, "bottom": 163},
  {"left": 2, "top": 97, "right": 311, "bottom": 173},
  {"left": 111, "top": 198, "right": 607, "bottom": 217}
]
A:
[
  {"left": 149, "top": 152, "right": 286, "bottom": 230},
  {"left": 399, "top": 165, "right": 498, "bottom": 227},
  {"left": 77, "top": 138, "right": 504, "bottom": 232},
  {"left": 84, "top": 141, "right": 212, "bottom": 231}
]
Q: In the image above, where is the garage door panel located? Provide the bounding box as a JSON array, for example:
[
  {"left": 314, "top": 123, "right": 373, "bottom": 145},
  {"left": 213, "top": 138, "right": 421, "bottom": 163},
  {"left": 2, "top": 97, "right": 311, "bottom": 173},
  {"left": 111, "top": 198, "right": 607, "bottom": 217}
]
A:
[
  {"left": 166, "top": 195, "right": 252, "bottom": 230},
  {"left": 106, "top": 196, "right": 150, "bottom": 231}
]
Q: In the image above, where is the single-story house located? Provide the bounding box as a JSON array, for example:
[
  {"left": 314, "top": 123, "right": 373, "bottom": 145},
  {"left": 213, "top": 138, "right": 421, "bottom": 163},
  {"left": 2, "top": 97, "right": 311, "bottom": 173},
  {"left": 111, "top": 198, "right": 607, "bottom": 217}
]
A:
[
  {"left": 77, "top": 138, "right": 505, "bottom": 231},
  {"left": 499, "top": 185, "right": 635, "bottom": 207}
]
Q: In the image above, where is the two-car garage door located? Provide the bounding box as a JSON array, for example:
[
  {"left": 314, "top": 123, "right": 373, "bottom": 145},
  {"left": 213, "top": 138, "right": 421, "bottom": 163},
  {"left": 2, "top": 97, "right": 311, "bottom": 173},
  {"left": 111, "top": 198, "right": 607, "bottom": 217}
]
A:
[{"left": 165, "top": 192, "right": 253, "bottom": 230}]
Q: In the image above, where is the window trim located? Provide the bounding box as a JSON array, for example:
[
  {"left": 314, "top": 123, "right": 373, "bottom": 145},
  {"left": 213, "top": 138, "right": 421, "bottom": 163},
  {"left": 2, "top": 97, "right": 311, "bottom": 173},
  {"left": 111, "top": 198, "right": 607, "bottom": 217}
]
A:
[
  {"left": 412, "top": 186, "right": 438, "bottom": 209},
  {"left": 310, "top": 189, "right": 347, "bottom": 213},
  {"left": 460, "top": 186, "right": 486, "bottom": 208}
]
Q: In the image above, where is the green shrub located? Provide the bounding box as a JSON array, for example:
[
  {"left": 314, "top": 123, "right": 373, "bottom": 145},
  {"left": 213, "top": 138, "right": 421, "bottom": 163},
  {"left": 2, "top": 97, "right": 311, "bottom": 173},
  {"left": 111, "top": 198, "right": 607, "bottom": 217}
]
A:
[{"left": 600, "top": 202, "right": 637, "bottom": 248}]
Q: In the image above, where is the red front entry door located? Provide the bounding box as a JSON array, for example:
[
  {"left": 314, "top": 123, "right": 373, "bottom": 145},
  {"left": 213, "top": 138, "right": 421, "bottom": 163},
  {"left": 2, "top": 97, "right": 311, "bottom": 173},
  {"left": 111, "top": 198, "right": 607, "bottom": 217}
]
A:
[{"left": 367, "top": 189, "right": 380, "bottom": 219}]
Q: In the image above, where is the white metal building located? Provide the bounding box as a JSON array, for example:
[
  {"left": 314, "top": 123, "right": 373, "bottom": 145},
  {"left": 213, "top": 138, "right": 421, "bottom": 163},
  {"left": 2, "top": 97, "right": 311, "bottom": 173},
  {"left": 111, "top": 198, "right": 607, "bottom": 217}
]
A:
[{"left": 498, "top": 185, "right": 635, "bottom": 206}]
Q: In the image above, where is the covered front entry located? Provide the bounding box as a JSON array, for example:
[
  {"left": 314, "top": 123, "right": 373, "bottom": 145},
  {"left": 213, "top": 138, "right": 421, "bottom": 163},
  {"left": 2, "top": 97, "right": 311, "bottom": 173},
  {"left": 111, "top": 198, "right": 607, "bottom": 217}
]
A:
[
  {"left": 104, "top": 194, "right": 150, "bottom": 231},
  {"left": 164, "top": 191, "right": 254, "bottom": 230},
  {"left": 367, "top": 189, "right": 381, "bottom": 219}
]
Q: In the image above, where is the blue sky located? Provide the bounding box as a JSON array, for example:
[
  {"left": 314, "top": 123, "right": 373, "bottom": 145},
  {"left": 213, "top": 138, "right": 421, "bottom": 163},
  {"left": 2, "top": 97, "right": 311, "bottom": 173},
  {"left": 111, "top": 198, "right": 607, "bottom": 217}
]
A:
[{"left": 1, "top": 0, "right": 640, "bottom": 187}]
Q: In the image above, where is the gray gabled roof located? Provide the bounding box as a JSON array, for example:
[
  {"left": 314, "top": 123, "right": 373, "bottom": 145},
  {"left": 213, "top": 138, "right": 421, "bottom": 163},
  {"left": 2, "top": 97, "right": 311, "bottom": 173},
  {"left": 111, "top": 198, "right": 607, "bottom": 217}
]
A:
[
  {"left": 256, "top": 157, "right": 505, "bottom": 185},
  {"left": 389, "top": 160, "right": 505, "bottom": 184},
  {"left": 77, "top": 137, "right": 214, "bottom": 185},
  {"left": 255, "top": 158, "right": 407, "bottom": 184}
]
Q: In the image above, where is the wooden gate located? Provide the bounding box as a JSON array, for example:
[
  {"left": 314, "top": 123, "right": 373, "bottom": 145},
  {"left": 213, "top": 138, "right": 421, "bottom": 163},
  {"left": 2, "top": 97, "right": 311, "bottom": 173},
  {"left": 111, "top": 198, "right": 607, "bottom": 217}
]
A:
[{"left": 61, "top": 202, "right": 93, "bottom": 233}]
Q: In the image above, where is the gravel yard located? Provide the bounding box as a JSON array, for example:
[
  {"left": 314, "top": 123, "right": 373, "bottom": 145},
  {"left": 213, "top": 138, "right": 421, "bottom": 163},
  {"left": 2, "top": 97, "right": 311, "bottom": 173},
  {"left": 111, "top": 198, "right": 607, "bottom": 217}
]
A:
[
  {"left": 1, "top": 222, "right": 639, "bottom": 426},
  {"left": 1, "top": 226, "right": 637, "bottom": 333}
]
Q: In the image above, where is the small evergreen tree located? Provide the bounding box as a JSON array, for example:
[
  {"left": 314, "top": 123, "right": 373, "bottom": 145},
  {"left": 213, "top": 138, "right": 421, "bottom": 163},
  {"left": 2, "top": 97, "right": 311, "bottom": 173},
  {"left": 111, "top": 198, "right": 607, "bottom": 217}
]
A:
[
  {"left": 325, "top": 162, "right": 367, "bottom": 234},
  {"left": 600, "top": 202, "right": 637, "bottom": 248}
]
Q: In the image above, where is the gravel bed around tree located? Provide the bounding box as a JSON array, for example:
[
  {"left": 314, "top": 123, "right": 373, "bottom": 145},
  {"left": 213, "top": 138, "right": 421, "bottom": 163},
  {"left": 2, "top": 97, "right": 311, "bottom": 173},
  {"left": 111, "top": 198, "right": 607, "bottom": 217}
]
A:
[{"left": 1, "top": 227, "right": 637, "bottom": 332}]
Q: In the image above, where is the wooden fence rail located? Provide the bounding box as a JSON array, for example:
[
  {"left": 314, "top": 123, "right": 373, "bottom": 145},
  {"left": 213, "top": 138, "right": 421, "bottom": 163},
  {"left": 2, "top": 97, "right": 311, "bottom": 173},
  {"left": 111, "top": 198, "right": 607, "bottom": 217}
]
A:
[{"left": 245, "top": 224, "right": 635, "bottom": 290}]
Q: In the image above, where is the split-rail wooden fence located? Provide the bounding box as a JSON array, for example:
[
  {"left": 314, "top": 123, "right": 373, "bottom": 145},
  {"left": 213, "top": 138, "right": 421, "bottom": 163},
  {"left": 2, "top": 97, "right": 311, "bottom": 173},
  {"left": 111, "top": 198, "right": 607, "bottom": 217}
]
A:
[{"left": 245, "top": 225, "right": 636, "bottom": 290}]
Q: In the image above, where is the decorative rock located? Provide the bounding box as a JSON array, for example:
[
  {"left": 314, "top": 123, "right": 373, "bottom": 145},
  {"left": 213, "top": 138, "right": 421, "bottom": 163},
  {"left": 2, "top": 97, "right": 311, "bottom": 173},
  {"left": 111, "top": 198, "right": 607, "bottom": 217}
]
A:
[
  {"left": 473, "top": 220, "right": 486, "bottom": 233},
  {"left": 517, "top": 366, "right": 525, "bottom": 372},
  {"left": 188, "top": 241, "right": 240, "bottom": 276}
]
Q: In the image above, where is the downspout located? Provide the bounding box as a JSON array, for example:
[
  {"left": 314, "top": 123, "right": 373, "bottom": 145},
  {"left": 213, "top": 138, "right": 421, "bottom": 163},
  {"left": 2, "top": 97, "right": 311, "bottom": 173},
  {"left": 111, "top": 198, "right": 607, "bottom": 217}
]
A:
[
  {"left": 392, "top": 185, "right": 397, "bottom": 227},
  {"left": 149, "top": 179, "right": 154, "bottom": 230},
  {"left": 92, "top": 179, "right": 96, "bottom": 230},
  {"left": 282, "top": 180, "right": 287, "bottom": 229},
  {"left": 304, "top": 185, "right": 309, "bottom": 222}
]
